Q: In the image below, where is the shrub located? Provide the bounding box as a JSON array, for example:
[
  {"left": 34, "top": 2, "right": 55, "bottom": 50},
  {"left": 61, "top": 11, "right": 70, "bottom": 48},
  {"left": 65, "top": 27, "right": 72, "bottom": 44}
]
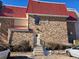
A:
[
  {"left": 11, "top": 40, "right": 32, "bottom": 52},
  {"left": 44, "top": 42, "right": 72, "bottom": 50},
  {"left": 44, "top": 42, "right": 58, "bottom": 50},
  {"left": 0, "top": 44, "right": 9, "bottom": 51}
]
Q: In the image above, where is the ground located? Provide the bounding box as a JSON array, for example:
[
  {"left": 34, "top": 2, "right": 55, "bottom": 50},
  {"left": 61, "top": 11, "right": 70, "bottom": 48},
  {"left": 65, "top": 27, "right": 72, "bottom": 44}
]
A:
[
  {"left": 10, "top": 52, "right": 77, "bottom": 59},
  {"left": 34, "top": 54, "right": 77, "bottom": 59}
]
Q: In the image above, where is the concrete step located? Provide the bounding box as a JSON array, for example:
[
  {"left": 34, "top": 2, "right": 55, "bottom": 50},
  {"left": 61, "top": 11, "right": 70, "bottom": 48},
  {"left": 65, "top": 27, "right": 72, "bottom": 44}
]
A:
[{"left": 33, "top": 46, "right": 44, "bottom": 56}]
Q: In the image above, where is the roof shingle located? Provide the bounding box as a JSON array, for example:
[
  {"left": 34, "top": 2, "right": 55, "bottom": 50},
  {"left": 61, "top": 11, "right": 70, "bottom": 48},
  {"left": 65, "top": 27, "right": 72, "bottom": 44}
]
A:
[
  {"left": 27, "top": 0, "right": 68, "bottom": 16},
  {"left": 67, "top": 11, "right": 77, "bottom": 21},
  {"left": 0, "top": 6, "right": 26, "bottom": 18}
]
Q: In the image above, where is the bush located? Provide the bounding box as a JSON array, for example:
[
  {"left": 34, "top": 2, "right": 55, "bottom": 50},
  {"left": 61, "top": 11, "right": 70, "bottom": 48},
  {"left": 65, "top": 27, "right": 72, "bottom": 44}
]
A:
[
  {"left": 11, "top": 40, "right": 32, "bottom": 52},
  {"left": 0, "top": 44, "right": 9, "bottom": 51},
  {"left": 44, "top": 42, "right": 72, "bottom": 50},
  {"left": 44, "top": 42, "right": 58, "bottom": 50}
]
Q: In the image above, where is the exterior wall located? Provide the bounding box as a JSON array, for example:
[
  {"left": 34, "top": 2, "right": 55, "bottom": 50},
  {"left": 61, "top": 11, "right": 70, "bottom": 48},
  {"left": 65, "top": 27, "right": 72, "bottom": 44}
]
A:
[
  {"left": 14, "top": 19, "right": 28, "bottom": 27},
  {"left": 11, "top": 32, "right": 33, "bottom": 46},
  {"left": 0, "top": 15, "right": 73, "bottom": 50},
  {"left": 29, "top": 16, "right": 68, "bottom": 45},
  {"left": 0, "top": 18, "right": 14, "bottom": 45},
  {"left": 0, "top": 18, "right": 28, "bottom": 46},
  {"left": 9, "top": 15, "right": 69, "bottom": 49}
]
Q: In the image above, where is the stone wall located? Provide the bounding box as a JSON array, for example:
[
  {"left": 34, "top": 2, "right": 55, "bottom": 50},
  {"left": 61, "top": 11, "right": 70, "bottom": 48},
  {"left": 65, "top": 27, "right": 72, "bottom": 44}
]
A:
[
  {"left": 0, "top": 18, "right": 31, "bottom": 51},
  {"left": 12, "top": 32, "right": 33, "bottom": 46},
  {"left": 0, "top": 18, "right": 14, "bottom": 45},
  {"left": 11, "top": 31, "right": 33, "bottom": 51},
  {"left": 0, "top": 16, "right": 69, "bottom": 50},
  {"left": 29, "top": 16, "right": 68, "bottom": 45}
]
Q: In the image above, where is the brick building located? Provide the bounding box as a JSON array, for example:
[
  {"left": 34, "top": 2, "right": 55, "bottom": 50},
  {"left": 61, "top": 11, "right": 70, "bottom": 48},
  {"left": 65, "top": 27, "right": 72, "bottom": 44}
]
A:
[{"left": 0, "top": 0, "right": 78, "bottom": 48}]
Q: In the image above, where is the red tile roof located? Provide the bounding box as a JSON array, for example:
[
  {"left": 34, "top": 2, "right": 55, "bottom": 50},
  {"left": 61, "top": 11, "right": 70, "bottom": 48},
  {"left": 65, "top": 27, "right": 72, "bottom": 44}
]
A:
[
  {"left": 67, "top": 11, "right": 77, "bottom": 21},
  {"left": 0, "top": 6, "right": 26, "bottom": 18},
  {"left": 68, "top": 11, "right": 77, "bottom": 18},
  {"left": 27, "top": 0, "right": 68, "bottom": 16}
]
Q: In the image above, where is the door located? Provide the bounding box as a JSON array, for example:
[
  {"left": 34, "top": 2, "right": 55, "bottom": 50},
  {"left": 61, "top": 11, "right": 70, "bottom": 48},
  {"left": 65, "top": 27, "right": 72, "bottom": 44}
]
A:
[{"left": 67, "top": 22, "right": 76, "bottom": 43}]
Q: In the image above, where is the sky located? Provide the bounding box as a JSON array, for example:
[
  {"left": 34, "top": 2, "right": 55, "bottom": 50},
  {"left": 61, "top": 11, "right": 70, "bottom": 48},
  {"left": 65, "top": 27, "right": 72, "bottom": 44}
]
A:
[{"left": 0, "top": 0, "right": 79, "bottom": 12}]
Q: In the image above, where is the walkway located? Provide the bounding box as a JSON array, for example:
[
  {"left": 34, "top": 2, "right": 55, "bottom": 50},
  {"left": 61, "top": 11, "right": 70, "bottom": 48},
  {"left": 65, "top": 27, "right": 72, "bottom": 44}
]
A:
[{"left": 10, "top": 52, "right": 77, "bottom": 59}]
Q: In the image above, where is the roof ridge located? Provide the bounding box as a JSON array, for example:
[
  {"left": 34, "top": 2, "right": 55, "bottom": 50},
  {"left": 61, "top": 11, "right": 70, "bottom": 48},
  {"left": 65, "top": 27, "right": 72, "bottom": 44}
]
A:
[
  {"left": 67, "top": 8, "right": 76, "bottom": 11},
  {"left": 33, "top": 0, "right": 66, "bottom": 5},
  {"left": 4, "top": 4, "right": 27, "bottom": 8}
]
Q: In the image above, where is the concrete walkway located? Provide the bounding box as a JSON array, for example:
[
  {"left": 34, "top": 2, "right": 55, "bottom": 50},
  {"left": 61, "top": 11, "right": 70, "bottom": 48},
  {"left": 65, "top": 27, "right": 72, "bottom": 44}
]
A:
[{"left": 10, "top": 52, "right": 77, "bottom": 59}]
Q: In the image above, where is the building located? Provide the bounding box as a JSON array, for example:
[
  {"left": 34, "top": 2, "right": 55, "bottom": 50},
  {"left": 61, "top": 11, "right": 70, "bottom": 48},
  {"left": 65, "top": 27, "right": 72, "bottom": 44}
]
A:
[
  {"left": 0, "top": 0, "right": 78, "bottom": 49},
  {"left": 67, "top": 8, "right": 78, "bottom": 43},
  {"left": 0, "top": 3, "right": 28, "bottom": 45}
]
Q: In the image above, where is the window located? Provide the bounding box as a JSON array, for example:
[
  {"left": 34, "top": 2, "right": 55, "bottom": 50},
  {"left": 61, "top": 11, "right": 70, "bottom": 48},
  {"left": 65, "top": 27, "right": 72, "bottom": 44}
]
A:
[{"left": 34, "top": 15, "right": 40, "bottom": 25}]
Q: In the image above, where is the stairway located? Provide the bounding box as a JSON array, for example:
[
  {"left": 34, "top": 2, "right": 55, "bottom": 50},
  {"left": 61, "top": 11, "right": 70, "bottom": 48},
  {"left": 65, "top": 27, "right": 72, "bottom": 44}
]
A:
[{"left": 33, "top": 45, "right": 44, "bottom": 56}]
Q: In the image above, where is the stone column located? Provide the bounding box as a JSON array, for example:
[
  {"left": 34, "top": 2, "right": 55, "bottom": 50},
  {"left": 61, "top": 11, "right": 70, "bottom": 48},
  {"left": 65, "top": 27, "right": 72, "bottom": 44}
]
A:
[
  {"left": 36, "top": 34, "right": 41, "bottom": 46},
  {"left": 8, "top": 29, "right": 11, "bottom": 44}
]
